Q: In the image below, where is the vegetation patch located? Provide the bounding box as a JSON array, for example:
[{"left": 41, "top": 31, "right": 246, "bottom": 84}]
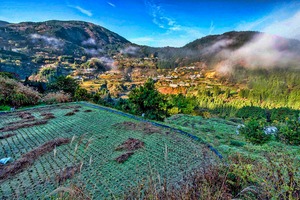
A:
[
  {"left": 18, "top": 112, "right": 35, "bottom": 120},
  {"left": 115, "top": 152, "right": 134, "bottom": 163},
  {"left": 6, "top": 118, "right": 36, "bottom": 125},
  {"left": 40, "top": 112, "right": 56, "bottom": 119},
  {"left": 56, "top": 165, "right": 81, "bottom": 184},
  {"left": 114, "top": 121, "right": 162, "bottom": 134},
  {"left": 65, "top": 111, "right": 75, "bottom": 116},
  {"left": 0, "top": 138, "right": 70, "bottom": 181},
  {"left": 115, "top": 138, "right": 144, "bottom": 151},
  {"left": 0, "top": 133, "right": 16, "bottom": 140},
  {"left": 0, "top": 119, "right": 48, "bottom": 132}
]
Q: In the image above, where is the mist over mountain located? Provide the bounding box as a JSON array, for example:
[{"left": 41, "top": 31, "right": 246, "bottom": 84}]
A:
[
  {"left": 1, "top": 20, "right": 300, "bottom": 79},
  {"left": 0, "top": 20, "right": 130, "bottom": 56}
]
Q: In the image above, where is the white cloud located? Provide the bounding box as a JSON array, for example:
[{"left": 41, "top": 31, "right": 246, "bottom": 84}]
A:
[
  {"left": 213, "top": 33, "right": 300, "bottom": 74},
  {"left": 30, "top": 34, "right": 64, "bottom": 49},
  {"left": 209, "top": 21, "right": 215, "bottom": 35},
  {"left": 84, "top": 48, "right": 104, "bottom": 56},
  {"left": 120, "top": 46, "right": 140, "bottom": 55},
  {"left": 107, "top": 2, "right": 116, "bottom": 7},
  {"left": 262, "top": 11, "right": 300, "bottom": 40},
  {"left": 203, "top": 39, "right": 234, "bottom": 55},
  {"left": 143, "top": 0, "right": 205, "bottom": 47},
  {"left": 145, "top": 0, "right": 181, "bottom": 31},
  {"left": 82, "top": 38, "right": 96, "bottom": 46},
  {"left": 73, "top": 6, "right": 92, "bottom": 17},
  {"left": 236, "top": 4, "right": 300, "bottom": 40}
]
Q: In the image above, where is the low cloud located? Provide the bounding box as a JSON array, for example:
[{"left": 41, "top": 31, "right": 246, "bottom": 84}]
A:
[
  {"left": 30, "top": 34, "right": 64, "bottom": 49},
  {"left": 87, "top": 57, "right": 117, "bottom": 70},
  {"left": 84, "top": 48, "right": 104, "bottom": 56},
  {"left": 120, "top": 46, "right": 140, "bottom": 55},
  {"left": 214, "top": 34, "right": 300, "bottom": 74},
  {"left": 211, "top": 4, "right": 300, "bottom": 73},
  {"left": 82, "top": 38, "right": 96, "bottom": 46},
  {"left": 203, "top": 39, "right": 234, "bottom": 55},
  {"left": 99, "top": 56, "right": 115, "bottom": 67}
]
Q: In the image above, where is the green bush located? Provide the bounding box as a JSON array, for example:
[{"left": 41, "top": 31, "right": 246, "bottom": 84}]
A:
[
  {"left": 240, "top": 119, "right": 272, "bottom": 145},
  {"left": 230, "top": 140, "right": 246, "bottom": 147},
  {"left": 74, "top": 88, "right": 91, "bottom": 101},
  {"left": 270, "top": 107, "right": 299, "bottom": 122},
  {"left": 277, "top": 119, "right": 300, "bottom": 145},
  {"left": 128, "top": 79, "right": 167, "bottom": 121},
  {"left": 47, "top": 76, "right": 79, "bottom": 96},
  {"left": 0, "top": 105, "right": 10, "bottom": 111},
  {"left": 236, "top": 106, "right": 266, "bottom": 120}
]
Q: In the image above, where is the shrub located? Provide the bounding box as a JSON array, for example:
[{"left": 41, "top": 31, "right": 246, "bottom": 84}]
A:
[
  {"left": 240, "top": 119, "right": 272, "bottom": 144},
  {"left": 270, "top": 107, "right": 299, "bottom": 122},
  {"left": 277, "top": 119, "right": 300, "bottom": 145},
  {"left": 0, "top": 105, "right": 10, "bottom": 111},
  {"left": 42, "top": 91, "right": 71, "bottom": 104},
  {"left": 230, "top": 140, "right": 246, "bottom": 147},
  {"left": 128, "top": 79, "right": 167, "bottom": 121},
  {"left": 0, "top": 76, "right": 41, "bottom": 107},
  {"left": 74, "top": 88, "right": 90, "bottom": 101},
  {"left": 47, "top": 76, "right": 79, "bottom": 96},
  {"left": 236, "top": 106, "right": 266, "bottom": 120}
]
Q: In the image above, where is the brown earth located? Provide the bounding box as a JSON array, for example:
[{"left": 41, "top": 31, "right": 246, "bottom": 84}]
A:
[
  {"left": 18, "top": 112, "right": 35, "bottom": 120},
  {"left": 115, "top": 152, "right": 134, "bottom": 163},
  {"left": 115, "top": 138, "right": 144, "bottom": 151},
  {"left": 65, "top": 111, "right": 75, "bottom": 116},
  {"left": 40, "top": 112, "right": 56, "bottom": 119},
  {"left": 56, "top": 165, "right": 80, "bottom": 184},
  {"left": 0, "top": 138, "right": 70, "bottom": 181},
  {"left": 0, "top": 119, "right": 48, "bottom": 132},
  {"left": 114, "top": 121, "right": 162, "bottom": 134}
]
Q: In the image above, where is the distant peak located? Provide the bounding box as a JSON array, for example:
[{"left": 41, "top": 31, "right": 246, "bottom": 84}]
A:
[{"left": 0, "top": 20, "right": 10, "bottom": 27}]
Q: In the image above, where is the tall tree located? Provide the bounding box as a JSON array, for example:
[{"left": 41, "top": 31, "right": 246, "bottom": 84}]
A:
[{"left": 128, "top": 79, "right": 167, "bottom": 121}]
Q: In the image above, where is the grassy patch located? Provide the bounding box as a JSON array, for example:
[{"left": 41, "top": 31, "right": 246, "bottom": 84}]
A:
[{"left": 165, "top": 114, "right": 300, "bottom": 161}]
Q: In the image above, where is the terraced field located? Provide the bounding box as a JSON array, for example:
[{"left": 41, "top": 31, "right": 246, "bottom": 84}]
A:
[{"left": 0, "top": 103, "right": 215, "bottom": 199}]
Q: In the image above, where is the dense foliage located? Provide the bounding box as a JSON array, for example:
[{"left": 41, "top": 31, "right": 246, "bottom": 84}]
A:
[
  {"left": 47, "top": 76, "right": 79, "bottom": 96},
  {"left": 239, "top": 119, "right": 272, "bottom": 144},
  {"left": 277, "top": 119, "right": 300, "bottom": 145},
  {"left": 128, "top": 79, "right": 167, "bottom": 121}
]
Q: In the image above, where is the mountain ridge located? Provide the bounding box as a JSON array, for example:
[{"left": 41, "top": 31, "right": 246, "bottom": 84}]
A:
[{"left": 1, "top": 20, "right": 300, "bottom": 79}]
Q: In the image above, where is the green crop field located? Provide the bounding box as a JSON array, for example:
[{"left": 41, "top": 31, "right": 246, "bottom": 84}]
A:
[{"left": 0, "top": 103, "right": 216, "bottom": 199}]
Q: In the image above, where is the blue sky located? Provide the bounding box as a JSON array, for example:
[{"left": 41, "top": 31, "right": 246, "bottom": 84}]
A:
[{"left": 0, "top": 0, "right": 300, "bottom": 47}]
